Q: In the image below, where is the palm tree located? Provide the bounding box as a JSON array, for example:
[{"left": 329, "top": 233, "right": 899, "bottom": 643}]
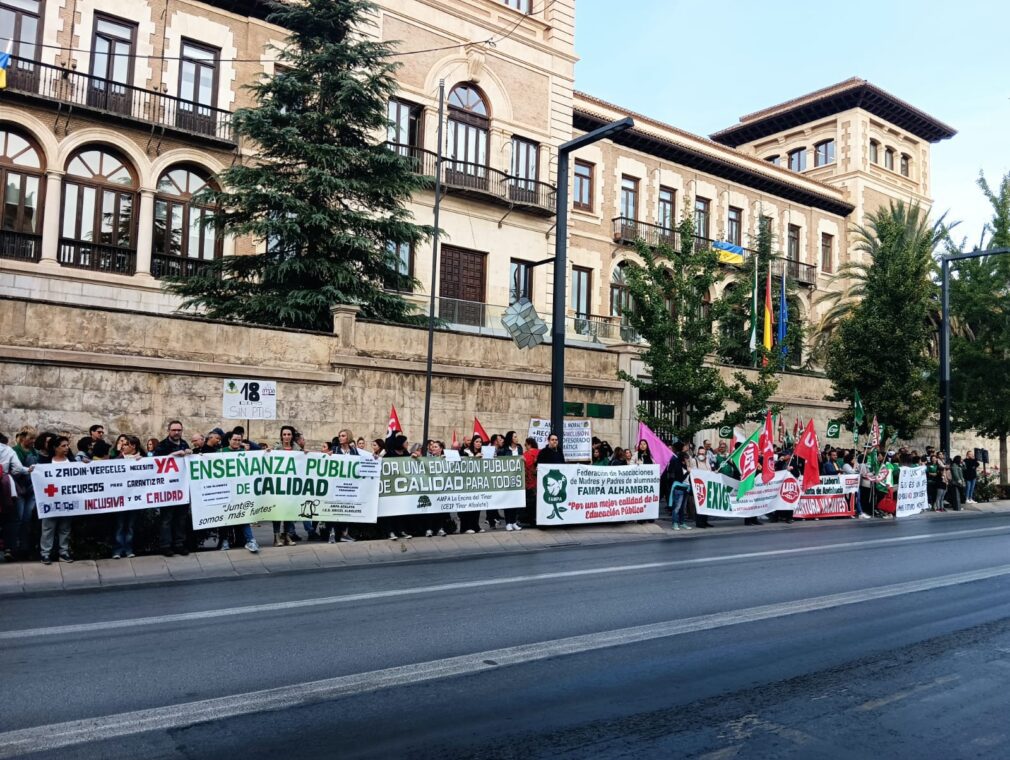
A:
[{"left": 811, "top": 200, "right": 953, "bottom": 364}]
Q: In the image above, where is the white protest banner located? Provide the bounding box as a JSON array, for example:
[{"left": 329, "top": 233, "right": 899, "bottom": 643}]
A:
[
  {"left": 791, "top": 474, "right": 859, "bottom": 519},
  {"left": 896, "top": 465, "right": 928, "bottom": 518},
  {"left": 528, "top": 418, "right": 593, "bottom": 461},
  {"left": 31, "top": 457, "right": 188, "bottom": 518},
  {"left": 188, "top": 450, "right": 380, "bottom": 528},
  {"left": 222, "top": 378, "right": 277, "bottom": 420},
  {"left": 537, "top": 464, "right": 659, "bottom": 524},
  {"left": 691, "top": 469, "right": 801, "bottom": 518},
  {"left": 378, "top": 456, "right": 524, "bottom": 517}
]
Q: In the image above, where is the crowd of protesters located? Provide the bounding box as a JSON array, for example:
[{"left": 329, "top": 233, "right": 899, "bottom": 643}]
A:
[
  {"left": 0, "top": 418, "right": 991, "bottom": 564},
  {"left": 0, "top": 420, "right": 571, "bottom": 564}
]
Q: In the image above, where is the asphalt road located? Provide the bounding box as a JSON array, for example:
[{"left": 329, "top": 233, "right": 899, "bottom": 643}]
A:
[{"left": 5, "top": 512, "right": 1010, "bottom": 759}]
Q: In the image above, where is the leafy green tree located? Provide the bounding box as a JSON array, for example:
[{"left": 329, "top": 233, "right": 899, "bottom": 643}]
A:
[
  {"left": 950, "top": 171, "right": 1010, "bottom": 484},
  {"left": 166, "top": 0, "right": 433, "bottom": 330},
  {"left": 825, "top": 201, "right": 947, "bottom": 439},
  {"left": 716, "top": 216, "right": 805, "bottom": 368},
  {"left": 619, "top": 207, "right": 779, "bottom": 442}
]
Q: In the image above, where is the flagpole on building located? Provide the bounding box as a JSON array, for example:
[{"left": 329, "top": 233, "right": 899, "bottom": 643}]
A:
[{"left": 421, "top": 80, "right": 445, "bottom": 448}]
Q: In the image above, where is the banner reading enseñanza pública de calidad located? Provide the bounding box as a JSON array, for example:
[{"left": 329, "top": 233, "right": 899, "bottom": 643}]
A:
[{"left": 188, "top": 450, "right": 380, "bottom": 528}]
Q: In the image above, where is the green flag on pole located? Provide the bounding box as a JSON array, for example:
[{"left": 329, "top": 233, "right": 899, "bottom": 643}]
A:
[
  {"left": 729, "top": 426, "right": 762, "bottom": 499},
  {"left": 853, "top": 389, "right": 864, "bottom": 445}
]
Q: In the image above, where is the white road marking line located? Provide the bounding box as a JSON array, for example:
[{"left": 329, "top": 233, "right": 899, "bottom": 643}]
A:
[
  {"left": 3, "top": 563, "right": 1010, "bottom": 757},
  {"left": 3, "top": 523, "right": 1009, "bottom": 641}
]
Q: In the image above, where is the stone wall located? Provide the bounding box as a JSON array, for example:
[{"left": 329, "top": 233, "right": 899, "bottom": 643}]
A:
[
  {"left": 0, "top": 298, "right": 625, "bottom": 448},
  {"left": 0, "top": 297, "right": 999, "bottom": 470}
]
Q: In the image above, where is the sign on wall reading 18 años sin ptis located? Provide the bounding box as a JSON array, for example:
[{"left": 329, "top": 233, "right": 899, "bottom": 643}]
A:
[{"left": 536, "top": 464, "right": 660, "bottom": 524}]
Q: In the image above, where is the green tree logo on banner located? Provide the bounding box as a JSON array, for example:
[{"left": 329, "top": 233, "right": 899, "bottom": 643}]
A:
[
  {"left": 417, "top": 495, "right": 432, "bottom": 510},
  {"left": 542, "top": 470, "right": 568, "bottom": 520}
]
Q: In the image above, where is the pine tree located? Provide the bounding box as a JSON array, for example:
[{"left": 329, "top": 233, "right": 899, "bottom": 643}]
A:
[
  {"left": 950, "top": 172, "right": 1010, "bottom": 483},
  {"left": 619, "top": 205, "right": 779, "bottom": 442},
  {"left": 165, "top": 0, "right": 433, "bottom": 331},
  {"left": 825, "top": 201, "right": 947, "bottom": 439}
]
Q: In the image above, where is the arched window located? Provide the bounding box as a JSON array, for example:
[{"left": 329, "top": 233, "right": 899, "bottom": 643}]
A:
[
  {"left": 152, "top": 165, "right": 220, "bottom": 278},
  {"left": 446, "top": 84, "right": 489, "bottom": 188},
  {"left": 610, "top": 261, "right": 632, "bottom": 318},
  {"left": 869, "top": 139, "right": 879, "bottom": 164},
  {"left": 60, "top": 146, "right": 137, "bottom": 274},
  {"left": 0, "top": 128, "right": 44, "bottom": 262}
]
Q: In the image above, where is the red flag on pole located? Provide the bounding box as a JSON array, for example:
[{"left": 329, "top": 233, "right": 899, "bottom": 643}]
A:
[
  {"left": 759, "top": 411, "right": 776, "bottom": 484},
  {"left": 473, "top": 417, "right": 489, "bottom": 444},
  {"left": 794, "top": 419, "right": 822, "bottom": 492},
  {"left": 451, "top": 430, "right": 458, "bottom": 450},
  {"left": 386, "top": 405, "right": 403, "bottom": 438}
]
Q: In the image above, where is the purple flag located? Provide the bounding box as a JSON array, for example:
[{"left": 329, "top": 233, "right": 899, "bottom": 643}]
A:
[{"left": 637, "top": 422, "right": 674, "bottom": 473}]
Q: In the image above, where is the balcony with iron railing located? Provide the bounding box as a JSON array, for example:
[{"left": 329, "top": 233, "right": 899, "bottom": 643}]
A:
[
  {"left": 611, "top": 216, "right": 818, "bottom": 286},
  {"left": 387, "top": 142, "right": 556, "bottom": 216},
  {"left": 3, "top": 56, "right": 234, "bottom": 146},
  {"left": 0, "top": 230, "right": 42, "bottom": 263}
]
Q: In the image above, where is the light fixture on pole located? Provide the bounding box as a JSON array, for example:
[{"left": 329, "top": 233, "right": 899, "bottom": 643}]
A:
[{"left": 550, "top": 117, "right": 634, "bottom": 446}]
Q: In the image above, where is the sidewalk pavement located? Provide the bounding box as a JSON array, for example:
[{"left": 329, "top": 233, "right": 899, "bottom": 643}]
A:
[
  {"left": 5, "top": 502, "right": 1009, "bottom": 597},
  {"left": 0, "top": 522, "right": 670, "bottom": 597}
]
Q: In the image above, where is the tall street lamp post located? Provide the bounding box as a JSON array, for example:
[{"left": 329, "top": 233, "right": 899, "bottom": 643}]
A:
[{"left": 550, "top": 117, "right": 634, "bottom": 446}]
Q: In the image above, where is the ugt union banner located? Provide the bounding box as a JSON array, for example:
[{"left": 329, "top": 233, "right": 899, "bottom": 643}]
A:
[
  {"left": 378, "top": 456, "right": 525, "bottom": 517},
  {"left": 691, "top": 469, "right": 801, "bottom": 517},
  {"left": 31, "top": 457, "right": 189, "bottom": 517},
  {"left": 536, "top": 464, "right": 660, "bottom": 524},
  {"left": 188, "top": 450, "right": 380, "bottom": 528}
]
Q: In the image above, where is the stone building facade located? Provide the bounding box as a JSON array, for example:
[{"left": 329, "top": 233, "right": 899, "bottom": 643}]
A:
[{"left": 0, "top": 0, "right": 975, "bottom": 454}]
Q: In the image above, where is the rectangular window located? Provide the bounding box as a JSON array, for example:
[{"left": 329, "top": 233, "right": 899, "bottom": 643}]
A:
[
  {"left": 511, "top": 136, "right": 538, "bottom": 187},
  {"left": 572, "top": 266, "right": 592, "bottom": 319},
  {"left": 0, "top": 0, "right": 41, "bottom": 85},
  {"left": 573, "top": 160, "right": 593, "bottom": 211},
  {"left": 384, "top": 241, "right": 412, "bottom": 290},
  {"left": 502, "top": 0, "right": 531, "bottom": 11},
  {"left": 765, "top": 155, "right": 781, "bottom": 166},
  {"left": 814, "top": 140, "right": 835, "bottom": 167},
  {"left": 620, "top": 175, "right": 638, "bottom": 220},
  {"left": 510, "top": 258, "right": 533, "bottom": 304},
  {"left": 727, "top": 206, "right": 742, "bottom": 246},
  {"left": 900, "top": 154, "right": 910, "bottom": 177},
  {"left": 387, "top": 99, "right": 423, "bottom": 152},
  {"left": 694, "top": 197, "right": 710, "bottom": 239},
  {"left": 788, "top": 148, "right": 806, "bottom": 172},
  {"left": 658, "top": 186, "right": 675, "bottom": 233},
  {"left": 869, "top": 140, "right": 879, "bottom": 164},
  {"left": 788, "top": 224, "right": 801, "bottom": 260},
  {"left": 884, "top": 148, "right": 895, "bottom": 171},
  {"left": 820, "top": 232, "right": 833, "bottom": 273},
  {"left": 178, "top": 40, "right": 220, "bottom": 135}
]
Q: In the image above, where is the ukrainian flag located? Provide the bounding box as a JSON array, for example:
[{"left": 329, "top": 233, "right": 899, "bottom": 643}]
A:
[
  {"left": 712, "top": 240, "right": 745, "bottom": 265},
  {"left": 0, "top": 52, "right": 10, "bottom": 90}
]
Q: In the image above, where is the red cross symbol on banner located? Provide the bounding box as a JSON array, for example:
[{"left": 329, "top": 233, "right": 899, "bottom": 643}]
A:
[{"left": 44, "top": 484, "right": 59, "bottom": 498}]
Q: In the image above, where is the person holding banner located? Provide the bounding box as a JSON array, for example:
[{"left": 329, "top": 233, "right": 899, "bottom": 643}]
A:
[
  {"left": 272, "top": 426, "right": 301, "bottom": 546},
  {"left": 111, "top": 436, "right": 144, "bottom": 559},
  {"left": 666, "top": 442, "right": 691, "bottom": 531},
  {"left": 40, "top": 436, "right": 73, "bottom": 565},
  {"left": 460, "top": 435, "right": 487, "bottom": 533},
  {"left": 218, "top": 431, "right": 260, "bottom": 553},
  {"left": 523, "top": 437, "right": 539, "bottom": 526},
  {"left": 494, "top": 435, "right": 523, "bottom": 532},
  {"left": 153, "top": 421, "right": 192, "bottom": 557},
  {"left": 381, "top": 434, "right": 413, "bottom": 540},
  {"left": 423, "top": 440, "right": 450, "bottom": 537}
]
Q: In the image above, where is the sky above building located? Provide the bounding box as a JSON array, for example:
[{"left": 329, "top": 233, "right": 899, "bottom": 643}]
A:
[{"left": 573, "top": 0, "right": 1006, "bottom": 249}]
